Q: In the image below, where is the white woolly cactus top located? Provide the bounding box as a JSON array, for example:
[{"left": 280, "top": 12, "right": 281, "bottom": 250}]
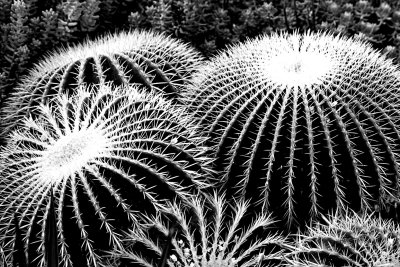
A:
[
  {"left": 191, "top": 30, "right": 399, "bottom": 91},
  {"left": 261, "top": 37, "right": 334, "bottom": 88},
  {"left": 184, "top": 30, "right": 400, "bottom": 228},
  {"left": 0, "top": 83, "right": 213, "bottom": 267},
  {"left": 2, "top": 84, "right": 207, "bottom": 185}
]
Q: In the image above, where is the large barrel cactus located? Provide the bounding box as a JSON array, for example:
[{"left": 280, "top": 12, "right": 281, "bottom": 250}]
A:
[
  {"left": 184, "top": 31, "right": 400, "bottom": 228},
  {"left": 110, "top": 192, "right": 288, "bottom": 267},
  {"left": 0, "top": 83, "right": 213, "bottom": 267},
  {"left": 0, "top": 30, "right": 203, "bottom": 136}
]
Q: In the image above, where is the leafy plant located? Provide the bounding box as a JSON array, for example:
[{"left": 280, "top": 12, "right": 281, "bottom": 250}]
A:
[
  {"left": 183, "top": 31, "right": 400, "bottom": 230},
  {"left": 0, "top": 83, "right": 213, "bottom": 267}
]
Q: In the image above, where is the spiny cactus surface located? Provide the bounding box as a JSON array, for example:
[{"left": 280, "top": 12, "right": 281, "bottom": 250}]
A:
[
  {"left": 0, "top": 29, "right": 204, "bottom": 136},
  {"left": 110, "top": 192, "right": 288, "bottom": 267},
  {"left": 286, "top": 210, "right": 400, "bottom": 267},
  {"left": 184, "top": 31, "right": 400, "bottom": 229},
  {"left": 0, "top": 83, "right": 213, "bottom": 267}
]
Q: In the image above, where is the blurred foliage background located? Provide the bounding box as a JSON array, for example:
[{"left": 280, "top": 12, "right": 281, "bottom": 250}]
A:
[{"left": 1, "top": 0, "right": 400, "bottom": 105}]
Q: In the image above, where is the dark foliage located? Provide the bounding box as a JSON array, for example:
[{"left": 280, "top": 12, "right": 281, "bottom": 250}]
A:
[{"left": 1, "top": 0, "right": 400, "bottom": 106}]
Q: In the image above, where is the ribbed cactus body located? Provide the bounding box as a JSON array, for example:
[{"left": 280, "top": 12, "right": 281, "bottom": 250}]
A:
[
  {"left": 0, "top": 83, "right": 212, "bottom": 267},
  {"left": 0, "top": 30, "right": 203, "bottom": 136},
  {"left": 184, "top": 31, "right": 400, "bottom": 228},
  {"left": 287, "top": 210, "right": 400, "bottom": 266},
  {"left": 111, "top": 192, "right": 287, "bottom": 267}
]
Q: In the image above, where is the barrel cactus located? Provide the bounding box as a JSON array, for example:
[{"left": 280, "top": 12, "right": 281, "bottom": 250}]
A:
[
  {"left": 183, "top": 31, "right": 400, "bottom": 229},
  {"left": 286, "top": 210, "right": 400, "bottom": 266},
  {"left": 110, "top": 192, "right": 288, "bottom": 267},
  {"left": 0, "top": 83, "right": 213, "bottom": 267},
  {"left": 0, "top": 29, "right": 203, "bottom": 136}
]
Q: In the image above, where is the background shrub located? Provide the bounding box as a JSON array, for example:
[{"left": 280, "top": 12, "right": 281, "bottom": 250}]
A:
[{"left": 2, "top": 0, "right": 400, "bottom": 107}]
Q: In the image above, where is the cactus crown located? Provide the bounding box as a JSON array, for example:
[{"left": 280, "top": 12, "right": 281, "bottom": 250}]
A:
[
  {"left": 110, "top": 192, "right": 288, "bottom": 267},
  {"left": 184, "top": 31, "right": 400, "bottom": 229},
  {"left": 287, "top": 209, "right": 400, "bottom": 266},
  {"left": 0, "top": 83, "right": 213, "bottom": 267},
  {"left": 260, "top": 33, "right": 335, "bottom": 88},
  {"left": 0, "top": 29, "right": 204, "bottom": 136}
]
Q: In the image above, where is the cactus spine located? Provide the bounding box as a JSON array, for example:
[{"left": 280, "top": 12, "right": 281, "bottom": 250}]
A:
[
  {"left": 1, "top": 30, "right": 204, "bottom": 136},
  {"left": 287, "top": 210, "right": 400, "bottom": 267},
  {"left": 0, "top": 83, "right": 213, "bottom": 267},
  {"left": 183, "top": 31, "right": 400, "bottom": 229},
  {"left": 110, "top": 192, "right": 288, "bottom": 267}
]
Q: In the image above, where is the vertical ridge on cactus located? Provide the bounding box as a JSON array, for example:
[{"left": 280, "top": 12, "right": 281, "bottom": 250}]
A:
[
  {"left": 0, "top": 83, "right": 213, "bottom": 267},
  {"left": 0, "top": 29, "right": 204, "bottom": 136},
  {"left": 183, "top": 31, "right": 400, "bottom": 229},
  {"left": 286, "top": 210, "right": 400, "bottom": 267},
  {"left": 45, "top": 188, "right": 58, "bottom": 267},
  {"left": 109, "top": 192, "right": 288, "bottom": 267},
  {"left": 12, "top": 213, "right": 27, "bottom": 267}
]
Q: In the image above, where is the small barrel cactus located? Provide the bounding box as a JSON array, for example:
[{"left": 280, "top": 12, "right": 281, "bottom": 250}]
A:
[
  {"left": 0, "top": 29, "right": 204, "bottom": 136},
  {"left": 0, "top": 83, "right": 213, "bottom": 267},
  {"left": 286, "top": 210, "right": 400, "bottom": 266},
  {"left": 110, "top": 192, "right": 288, "bottom": 267},
  {"left": 183, "top": 31, "right": 400, "bottom": 229}
]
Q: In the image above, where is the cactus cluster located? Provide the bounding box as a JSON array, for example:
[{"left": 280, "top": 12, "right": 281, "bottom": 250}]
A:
[
  {"left": 110, "top": 192, "right": 288, "bottom": 267},
  {"left": 2, "top": 27, "right": 400, "bottom": 267},
  {"left": 286, "top": 210, "right": 400, "bottom": 267},
  {"left": 0, "top": 83, "right": 212, "bottom": 266},
  {"left": 184, "top": 31, "right": 400, "bottom": 229},
  {"left": 0, "top": 30, "right": 203, "bottom": 136}
]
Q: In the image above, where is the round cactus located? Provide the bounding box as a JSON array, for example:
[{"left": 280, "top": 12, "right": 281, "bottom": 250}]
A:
[
  {"left": 286, "top": 210, "right": 400, "bottom": 267},
  {"left": 0, "top": 29, "right": 204, "bottom": 136},
  {"left": 0, "top": 83, "right": 213, "bottom": 267},
  {"left": 183, "top": 31, "right": 400, "bottom": 229},
  {"left": 109, "top": 192, "right": 288, "bottom": 267}
]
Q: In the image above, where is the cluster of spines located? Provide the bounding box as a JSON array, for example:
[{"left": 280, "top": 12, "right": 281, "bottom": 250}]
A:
[
  {"left": 183, "top": 31, "right": 400, "bottom": 229},
  {"left": 0, "top": 30, "right": 204, "bottom": 136},
  {"left": 286, "top": 210, "right": 400, "bottom": 266},
  {"left": 2, "top": 28, "right": 400, "bottom": 266},
  {"left": 109, "top": 192, "right": 288, "bottom": 267},
  {"left": 0, "top": 83, "right": 213, "bottom": 267}
]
